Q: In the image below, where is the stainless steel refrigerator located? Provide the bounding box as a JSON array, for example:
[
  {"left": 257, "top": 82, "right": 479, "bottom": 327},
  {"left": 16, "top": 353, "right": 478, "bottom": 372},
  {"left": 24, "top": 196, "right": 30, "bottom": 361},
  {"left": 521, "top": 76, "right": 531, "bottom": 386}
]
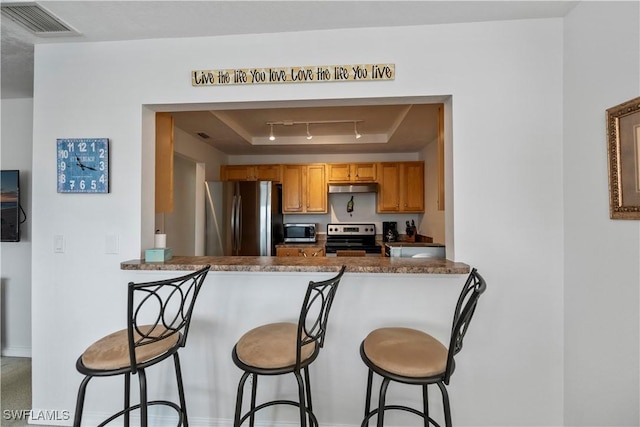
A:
[{"left": 205, "top": 181, "right": 283, "bottom": 256}]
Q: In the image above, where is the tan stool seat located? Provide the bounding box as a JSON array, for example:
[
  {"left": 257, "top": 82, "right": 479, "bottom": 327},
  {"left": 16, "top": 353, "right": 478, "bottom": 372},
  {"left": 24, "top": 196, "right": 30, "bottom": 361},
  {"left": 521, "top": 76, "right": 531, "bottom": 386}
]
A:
[
  {"left": 236, "top": 322, "right": 316, "bottom": 369},
  {"left": 362, "top": 327, "right": 448, "bottom": 378},
  {"left": 81, "top": 325, "right": 179, "bottom": 371}
]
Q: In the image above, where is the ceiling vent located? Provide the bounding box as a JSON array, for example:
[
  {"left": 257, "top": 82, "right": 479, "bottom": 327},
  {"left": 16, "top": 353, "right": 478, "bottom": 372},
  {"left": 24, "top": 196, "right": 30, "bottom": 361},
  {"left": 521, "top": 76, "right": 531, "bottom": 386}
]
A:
[
  {"left": 196, "top": 132, "right": 211, "bottom": 139},
  {"left": 1, "top": 3, "right": 79, "bottom": 36}
]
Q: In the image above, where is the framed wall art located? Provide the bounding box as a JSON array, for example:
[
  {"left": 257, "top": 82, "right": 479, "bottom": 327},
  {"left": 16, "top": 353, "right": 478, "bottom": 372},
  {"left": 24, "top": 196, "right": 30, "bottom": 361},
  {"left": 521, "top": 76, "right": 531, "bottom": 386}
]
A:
[
  {"left": 57, "top": 138, "right": 109, "bottom": 193},
  {"left": 606, "top": 96, "right": 640, "bottom": 219}
]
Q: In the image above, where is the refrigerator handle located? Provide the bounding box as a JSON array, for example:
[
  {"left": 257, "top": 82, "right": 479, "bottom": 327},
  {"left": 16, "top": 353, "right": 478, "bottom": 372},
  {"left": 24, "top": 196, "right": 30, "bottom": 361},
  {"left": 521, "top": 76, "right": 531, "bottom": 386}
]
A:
[
  {"left": 236, "top": 195, "right": 243, "bottom": 252},
  {"left": 231, "top": 194, "right": 237, "bottom": 253}
]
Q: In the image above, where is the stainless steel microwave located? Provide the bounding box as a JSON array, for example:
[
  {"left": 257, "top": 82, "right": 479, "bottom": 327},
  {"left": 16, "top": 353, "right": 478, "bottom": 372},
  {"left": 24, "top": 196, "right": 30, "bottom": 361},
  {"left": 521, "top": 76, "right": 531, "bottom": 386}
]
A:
[{"left": 283, "top": 223, "right": 317, "bottom": 243}]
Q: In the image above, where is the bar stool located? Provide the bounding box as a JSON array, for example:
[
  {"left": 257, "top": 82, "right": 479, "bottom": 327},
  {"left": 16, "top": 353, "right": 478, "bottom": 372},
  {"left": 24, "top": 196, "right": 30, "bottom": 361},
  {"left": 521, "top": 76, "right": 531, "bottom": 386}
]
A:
[
  {"left": 231, "top": 266, "right": 346, "bottom": 427},
  {"left": 359, "top": 268, "right": 486, "bottom": 427},
  {"left": 73, "top": 266, "right": 210, "bottom": 426}
]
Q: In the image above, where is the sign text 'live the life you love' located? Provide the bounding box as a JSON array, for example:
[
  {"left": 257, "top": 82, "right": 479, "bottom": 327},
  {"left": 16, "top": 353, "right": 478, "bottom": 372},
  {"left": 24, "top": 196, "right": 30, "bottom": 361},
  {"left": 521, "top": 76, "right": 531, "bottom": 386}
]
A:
[{"left": 192, "top": 64, "right": 395, "bottom": 86}]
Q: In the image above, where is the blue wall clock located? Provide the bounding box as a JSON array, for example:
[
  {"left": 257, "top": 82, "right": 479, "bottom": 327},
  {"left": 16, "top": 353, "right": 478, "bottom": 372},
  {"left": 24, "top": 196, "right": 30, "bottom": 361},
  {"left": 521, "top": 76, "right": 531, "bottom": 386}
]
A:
[{"left": 57, "top": 138, "right": 109, "bottom": 193}]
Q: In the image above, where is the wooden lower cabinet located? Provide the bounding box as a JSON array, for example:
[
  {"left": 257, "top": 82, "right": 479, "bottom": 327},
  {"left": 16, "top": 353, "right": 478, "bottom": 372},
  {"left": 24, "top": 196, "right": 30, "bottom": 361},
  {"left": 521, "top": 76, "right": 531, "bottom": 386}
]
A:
[{"left": 276, "top": 247, "right": 325, "bottom": 257}]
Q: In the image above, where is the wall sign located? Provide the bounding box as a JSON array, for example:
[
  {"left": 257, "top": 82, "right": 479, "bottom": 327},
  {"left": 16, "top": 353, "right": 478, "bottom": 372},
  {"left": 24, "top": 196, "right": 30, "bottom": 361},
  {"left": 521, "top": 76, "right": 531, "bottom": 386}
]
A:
[{"left": 192, "top": 63, "right": 395, "bottom": 86}]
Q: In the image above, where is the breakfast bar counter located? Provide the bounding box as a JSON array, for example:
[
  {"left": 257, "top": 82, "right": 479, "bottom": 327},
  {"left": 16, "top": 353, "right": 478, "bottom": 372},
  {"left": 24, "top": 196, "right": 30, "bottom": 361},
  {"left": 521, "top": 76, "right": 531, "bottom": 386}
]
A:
[{"left": 120, "top": 255, "right": 470, "bottom": 274}]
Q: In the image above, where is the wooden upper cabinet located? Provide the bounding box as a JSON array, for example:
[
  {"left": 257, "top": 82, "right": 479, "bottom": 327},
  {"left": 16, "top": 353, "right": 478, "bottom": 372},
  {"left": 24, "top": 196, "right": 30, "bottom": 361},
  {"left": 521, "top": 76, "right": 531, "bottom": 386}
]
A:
[
  {"left": 400, "top": 161, "right": 425, "bottom": 212},
  {"left": 377, "top": 161, "right": 424, "bottom": 213},
  {"left": 306, "top": 164, "right": 327, "bottom": 213},
  {"left": 377, "top": 163, "right": 401, "bottom": 212},
  {"left": 221, "top": 164, "right": 282, "bottom": 182},
  {"left": 282, "top": 165, "right": 304, "bottom": 212},
  {"left": 327, "top": 163, "right": 376, "bottom": 182},
  {"left": 155, "top": 112, "right": 174, "bottom": 213},
  {"left": 282, "top": 164, "right": 327, "bottom": 214}
]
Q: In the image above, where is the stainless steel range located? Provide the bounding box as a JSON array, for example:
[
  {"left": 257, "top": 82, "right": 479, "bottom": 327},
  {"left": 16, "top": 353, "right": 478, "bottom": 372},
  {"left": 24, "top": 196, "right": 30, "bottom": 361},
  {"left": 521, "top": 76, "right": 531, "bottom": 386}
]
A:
[{"left": 325, "top": 223, "right": 382, "bottom": 257}]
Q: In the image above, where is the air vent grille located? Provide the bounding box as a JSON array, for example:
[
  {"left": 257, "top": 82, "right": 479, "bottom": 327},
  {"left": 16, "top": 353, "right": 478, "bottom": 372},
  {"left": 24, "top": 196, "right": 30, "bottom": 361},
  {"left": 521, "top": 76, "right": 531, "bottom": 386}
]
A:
[
  {"left": 196, "top": 132, "right": 211, "bottom": 139},
  {"left": 1, "top": 3, "right": 78, "bottom": 35}
]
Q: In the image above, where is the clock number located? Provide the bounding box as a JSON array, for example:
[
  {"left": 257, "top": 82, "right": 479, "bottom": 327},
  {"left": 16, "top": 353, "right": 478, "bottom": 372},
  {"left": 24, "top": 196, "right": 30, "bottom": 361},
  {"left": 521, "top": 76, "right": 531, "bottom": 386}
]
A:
[
  {"left": 59, "top": 174, "right": 66, "bottom": 184},
  {"left": 60, "top": 161, "right": 66, "bottom": 171},
  {"left": 90, "top": 141, "right": 96, "bottom": 152},
  {"left": 69, "top": 180, "right": 75, "bottom": 190},
  {"left": 67, "top": 142, "right": 74, "bottom": 151},
  {"left": 59, "top": 149, "right": 69, "bottom": 159},
  {"left": 79, "top": 180, "right": 86, "bottom": 190},
  {"left": 99, "top": 161, "right": 105, "bottom": 171},
  {"left": 78, "top": 142, "right": 87, "bottom": 152},
  {"left": 98, "top": 148, "right": 105, "bottom": 158},
  {"left": 99, "top": 174, "right": 106, "bottom": 184},
  {"left": 91, "top": 180, "right": 97, "bottom": 190}
]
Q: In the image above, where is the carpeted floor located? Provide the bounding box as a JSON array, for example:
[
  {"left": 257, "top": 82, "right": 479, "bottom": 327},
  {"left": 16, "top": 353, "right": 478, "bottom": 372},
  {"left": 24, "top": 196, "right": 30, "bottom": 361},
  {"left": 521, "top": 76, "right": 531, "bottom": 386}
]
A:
[{"left": 1, "top": 357, "right": 58, "bottom": 427}]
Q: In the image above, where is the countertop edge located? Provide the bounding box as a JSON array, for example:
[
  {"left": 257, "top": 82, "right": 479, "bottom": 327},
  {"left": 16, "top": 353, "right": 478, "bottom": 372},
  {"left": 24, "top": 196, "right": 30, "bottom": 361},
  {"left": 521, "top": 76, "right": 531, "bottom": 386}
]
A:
[{"left": 120, "top": 256, "right": 470, "bottom": 275}]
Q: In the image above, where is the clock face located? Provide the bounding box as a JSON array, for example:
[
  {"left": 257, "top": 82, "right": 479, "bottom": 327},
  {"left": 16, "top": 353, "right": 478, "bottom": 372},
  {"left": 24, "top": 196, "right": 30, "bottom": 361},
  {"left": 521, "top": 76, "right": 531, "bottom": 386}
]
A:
[{"left": 57, "top": 138, "right": 109, "bottom": 193}]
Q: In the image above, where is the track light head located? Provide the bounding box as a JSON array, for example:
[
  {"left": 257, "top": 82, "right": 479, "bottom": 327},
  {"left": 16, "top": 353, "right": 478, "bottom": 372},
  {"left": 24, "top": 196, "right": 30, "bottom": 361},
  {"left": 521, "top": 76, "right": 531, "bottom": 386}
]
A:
[
  {"left": 306, "top": 123, "right": 313, "bottom": 140},
  {"left": 354, "top": 121, "right": 362, "bottom": 139},
  {"left": 269, "top": 124, "right": 275, "bottom": 141}
]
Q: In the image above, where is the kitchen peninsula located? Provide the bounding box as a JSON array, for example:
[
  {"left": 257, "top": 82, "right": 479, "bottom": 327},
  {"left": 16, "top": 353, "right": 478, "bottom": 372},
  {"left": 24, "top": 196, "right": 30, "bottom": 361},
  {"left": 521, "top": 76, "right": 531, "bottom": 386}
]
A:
[{"left": 120, "top": 255, "right": 469, "bottom": 274}]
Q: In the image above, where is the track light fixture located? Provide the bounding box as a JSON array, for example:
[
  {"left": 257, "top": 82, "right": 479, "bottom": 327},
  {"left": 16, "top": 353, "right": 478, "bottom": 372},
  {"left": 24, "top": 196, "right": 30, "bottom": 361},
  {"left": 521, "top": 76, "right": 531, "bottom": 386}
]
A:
[{"left": 265, "top": 119, "right": 364, "bottom": 141}]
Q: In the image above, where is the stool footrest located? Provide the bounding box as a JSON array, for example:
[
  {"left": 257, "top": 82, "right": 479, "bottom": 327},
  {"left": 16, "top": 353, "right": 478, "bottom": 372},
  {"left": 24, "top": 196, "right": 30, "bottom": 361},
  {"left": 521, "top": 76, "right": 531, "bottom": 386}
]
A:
[
  {"left": 97, "top": 400, "right": 184, "bottom": 427},
  {"left": 361, "top": 405, "right": 440, "bottom": 427},
  {"left": 238, "top": 399, "right": 318, "bottom": 427}
]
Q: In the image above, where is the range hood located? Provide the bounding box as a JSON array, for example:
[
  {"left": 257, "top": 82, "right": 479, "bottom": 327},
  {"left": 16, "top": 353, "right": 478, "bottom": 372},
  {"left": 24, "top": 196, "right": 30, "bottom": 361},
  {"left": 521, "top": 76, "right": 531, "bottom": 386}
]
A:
[{"left": 328, "top": 183, "right": 378, "bottom": 194}]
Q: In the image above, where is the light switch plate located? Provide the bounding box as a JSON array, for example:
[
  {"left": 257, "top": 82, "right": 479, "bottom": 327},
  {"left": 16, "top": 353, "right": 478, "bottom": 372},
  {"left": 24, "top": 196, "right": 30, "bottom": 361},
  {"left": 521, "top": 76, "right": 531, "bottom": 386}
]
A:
[
  {"left": 54, "top": 235, "right": 64, "bottom": 253},
  {"left": 105, "top": 234, "right": 119, "bottom": 254}
]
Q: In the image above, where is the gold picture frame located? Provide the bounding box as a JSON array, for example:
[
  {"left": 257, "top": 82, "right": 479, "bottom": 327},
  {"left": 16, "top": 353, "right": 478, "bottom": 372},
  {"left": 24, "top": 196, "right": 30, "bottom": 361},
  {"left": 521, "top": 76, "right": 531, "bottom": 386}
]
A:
[{"left": 607, "top": 96, "right": 640, "bottom": 219}]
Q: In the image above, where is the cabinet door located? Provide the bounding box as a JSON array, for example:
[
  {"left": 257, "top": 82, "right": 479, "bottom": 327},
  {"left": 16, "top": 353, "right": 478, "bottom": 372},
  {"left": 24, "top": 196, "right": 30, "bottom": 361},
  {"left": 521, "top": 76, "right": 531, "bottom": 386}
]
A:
[
  {"left": 301, "top": 247, "right": 325, "bottom": 257},
  {"left": 255, "top": 165, "right": 281, "bottom": 182},
  {"left": 305, "top": 164, "right": 327, "bottom": 213},
  {"left": 222, "top": 165, "right": 255, "bottom": 181},
  {"left": 327, "top": 164, "right": 351, "bottom": 182},
  {"left": 352, "top": 163, "right": 377, "bottom": 182},
  {"left": 377, "top": 163, "right": 400, "bottom": 212},
  {"left": 282, "top": 165, "right": 304, "bottom": 213},
  {"left": 276, "top": 247, "right": 301, "bottom": 257},
  {"left": 155, "top": 112, "right": 174, "bottom": 213},
  {"left": 401, "top": 162, "right": 424, "bottom": 212}
]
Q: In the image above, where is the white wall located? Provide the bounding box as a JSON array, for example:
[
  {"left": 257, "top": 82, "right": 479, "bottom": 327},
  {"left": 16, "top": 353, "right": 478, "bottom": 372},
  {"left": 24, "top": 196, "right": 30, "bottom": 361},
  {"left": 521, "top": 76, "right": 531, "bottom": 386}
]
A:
[
  {"left": 563, "top": 2, "right": 640, "bottom": 425},
  {"left": 26, "top": 12, "right": 637, "bottom": 426},
  {"left": 0, "top": 97, "right": 33, "bottom": 357}
]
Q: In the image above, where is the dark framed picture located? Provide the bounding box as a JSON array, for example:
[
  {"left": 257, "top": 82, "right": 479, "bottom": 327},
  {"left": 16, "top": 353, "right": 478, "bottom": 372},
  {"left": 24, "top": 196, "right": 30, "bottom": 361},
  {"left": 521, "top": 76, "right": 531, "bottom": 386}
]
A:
[
  {"left": 1, "top": 170, "right": 21, "bottom": 242},
  {"left": 607, "top": 96, "right": 640, "bottom": 219}
]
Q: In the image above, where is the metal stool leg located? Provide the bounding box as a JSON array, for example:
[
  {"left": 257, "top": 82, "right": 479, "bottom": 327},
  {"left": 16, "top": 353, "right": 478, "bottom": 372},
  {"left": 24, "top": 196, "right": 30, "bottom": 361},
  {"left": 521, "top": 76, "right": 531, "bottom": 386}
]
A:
[
  {"left": 233, "top": 372, "right": 250, "bottom": 427},
  {"left": 437, "top": 382, "right": 452, "bottom": 427},
  {"left": 174, "top": 353, "right": 188, "bottom": 427},
  {"left": 377, "top": 378, "right": 390, "bottom": 427},
  {"left": 73, "top": 376, "right": 92, "bottom": 427},
  {"left": 124, "top": 373, "right": 131, "bottom": 427},
  {"left": 422, "top": 384, "right": 429, "bottom": 427},
  {"left": 364, "top": 369, "right": 373, "bottom": 421},
  {"left": 249, "top": 374, "right": 258, "bottom": 427},
  {"left": 138, "top": 369, "right": 148, "bottom": 427},
  {"left": 294, "top": 370, "right": 307, "bottom": 427},
  {"left": 304, "top": 367, "right": 314, "bottom": 427}
]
